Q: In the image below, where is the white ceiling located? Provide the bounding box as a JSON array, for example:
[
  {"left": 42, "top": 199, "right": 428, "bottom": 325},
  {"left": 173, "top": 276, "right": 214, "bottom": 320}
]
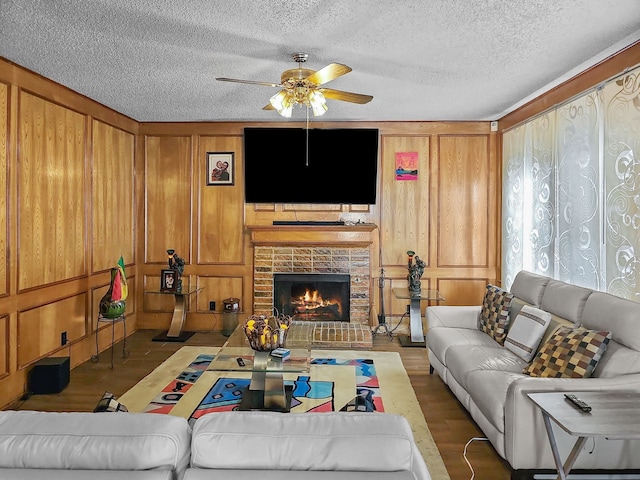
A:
[{"left": 2, "top": 0, "right": 640, "bottom": 123}]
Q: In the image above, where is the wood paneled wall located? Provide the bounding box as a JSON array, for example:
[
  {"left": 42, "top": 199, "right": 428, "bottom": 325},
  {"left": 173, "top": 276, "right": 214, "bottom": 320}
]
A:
[
  {"left": 92, "top": 120, "right": 135, "bottom": 272},
  {"left": 137, "top": 129, "right": 247, "bottom": 331},
  {"left": 18, "top": 92, "right": 87, "bottom": 290},
  {"left": 197, "top": 136, "right": 245, "bottom": 266},
  {"left": 377, "top": 126, "right": 498, "bottom": 321},
  {"left": 0, "top": 59, "right": 138, "bottom": 408},
  {"left": 137, "top": 122, "right": 498, "bottom": 334}
]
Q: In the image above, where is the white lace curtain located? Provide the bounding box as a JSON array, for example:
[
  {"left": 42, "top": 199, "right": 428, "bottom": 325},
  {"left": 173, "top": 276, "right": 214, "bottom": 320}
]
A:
[{"left": 502, "top": 65, "right": 640, "bottom": 301}]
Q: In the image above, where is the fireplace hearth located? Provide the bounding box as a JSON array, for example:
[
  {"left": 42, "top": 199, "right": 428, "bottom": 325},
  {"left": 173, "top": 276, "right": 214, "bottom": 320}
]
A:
[{"left": 274, "top": 273, "right": 350, "bottom": 322}]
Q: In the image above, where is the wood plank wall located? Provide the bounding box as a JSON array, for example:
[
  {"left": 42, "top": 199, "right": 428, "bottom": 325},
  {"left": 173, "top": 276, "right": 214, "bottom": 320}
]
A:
[
  {"left": 136, "top": 121, "right": 498, "bottom": 335},
  {"left": 1, "top": 40, "right": 635, "bottom": 408},
  {"left": 0, "top": 59, "right": 138, "bottom": 407}
]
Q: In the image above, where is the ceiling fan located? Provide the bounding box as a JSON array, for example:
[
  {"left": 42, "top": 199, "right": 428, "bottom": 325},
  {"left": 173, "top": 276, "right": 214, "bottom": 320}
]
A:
[{"left": 216, "top": 53, "right": 373, "bottom": 117}]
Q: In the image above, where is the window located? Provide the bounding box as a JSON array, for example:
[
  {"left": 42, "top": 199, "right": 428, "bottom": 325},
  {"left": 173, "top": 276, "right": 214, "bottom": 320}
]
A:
[{"left": 502, "top": 65, "right": 640, "bottom": 301}]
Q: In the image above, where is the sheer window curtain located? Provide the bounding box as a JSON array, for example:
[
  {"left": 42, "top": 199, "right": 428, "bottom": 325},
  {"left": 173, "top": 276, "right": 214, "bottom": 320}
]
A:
[
  {"left": 502, "top": 65, "right": 640, "bottom": 300},
  {"left": 502, "top": 112, "right": 557, "bottom": 288},
  {"left": 555, "top": 91, "right": 602, "bottom": 289},
  {"left": 603, "top": 69, "right": 640, "bottom": 301}
]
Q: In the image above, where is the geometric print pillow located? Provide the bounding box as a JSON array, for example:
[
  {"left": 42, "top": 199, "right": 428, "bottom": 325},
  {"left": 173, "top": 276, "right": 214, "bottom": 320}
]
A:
[
  {"left": 478, "top": 284, "right": 514, "bottom": 345},
  {"left": 93, "top": 391, "right": 129, "bottom": 412},
  {"left": 523, "top": 326, "right": 612, "bottom": 378}
]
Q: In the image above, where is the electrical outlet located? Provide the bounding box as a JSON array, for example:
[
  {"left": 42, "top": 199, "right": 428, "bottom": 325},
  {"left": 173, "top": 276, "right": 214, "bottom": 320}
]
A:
[
  {"left": 209, "top": 301, "right": 216, "bottom": 311},
  {"left": 61, "top": 331, "right": 67, "bottom": 346},
  {"left": 406, "top": 304, "right": 411, "bottom": 314}
]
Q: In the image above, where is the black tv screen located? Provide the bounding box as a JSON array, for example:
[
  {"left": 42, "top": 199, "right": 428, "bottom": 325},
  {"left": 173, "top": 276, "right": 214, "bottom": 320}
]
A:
[{"left": 243, "top": 127, "right": 379, "bottom": 204}]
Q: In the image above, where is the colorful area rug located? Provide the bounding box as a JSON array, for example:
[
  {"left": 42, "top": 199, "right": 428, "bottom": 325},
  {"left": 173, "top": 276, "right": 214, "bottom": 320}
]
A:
[{"left": 119, "top": 346, "right": 449, "bottom": 480}]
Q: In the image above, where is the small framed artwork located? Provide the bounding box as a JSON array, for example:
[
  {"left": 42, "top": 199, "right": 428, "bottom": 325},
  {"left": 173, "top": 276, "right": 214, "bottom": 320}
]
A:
[
  {"left": 395, "top": 151, "right": 419, "bottom": 181},
  {"left": 160, "top": 269, "right": 177, "bottom": 292},
  {"left": 207, "top": 152, "right": 234, "bottom": 186}
]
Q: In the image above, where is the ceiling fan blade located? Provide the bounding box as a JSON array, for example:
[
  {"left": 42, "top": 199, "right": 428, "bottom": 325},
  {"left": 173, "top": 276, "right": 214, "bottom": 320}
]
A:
[
  {"left": 305, "top": 63, "right": 352, "bottom": 86},
  {"left": 319, "top": 88, "right": 373, "bottom": 104},
  {"left": 263, "top": 103, "right": 275, "bottom": 110},
  {"left": 216, "top": 77, "right": 282, "bottom": 88}
]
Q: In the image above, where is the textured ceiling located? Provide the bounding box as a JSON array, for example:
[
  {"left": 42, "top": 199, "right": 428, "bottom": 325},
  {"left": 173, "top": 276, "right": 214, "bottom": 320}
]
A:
[{"left": 1, "top": 0, "right": 640, "bottom": 123}]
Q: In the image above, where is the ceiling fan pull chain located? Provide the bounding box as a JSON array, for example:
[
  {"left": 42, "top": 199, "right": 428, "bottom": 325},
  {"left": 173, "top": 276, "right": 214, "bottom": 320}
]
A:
[{"left": 306, "top": 106, "right": 310, "bottom": 167}]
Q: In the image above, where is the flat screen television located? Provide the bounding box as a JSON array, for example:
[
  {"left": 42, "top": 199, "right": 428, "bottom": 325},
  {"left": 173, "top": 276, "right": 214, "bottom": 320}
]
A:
[{"left": 243, "top": 127, "right": 379, "bottom": 204}]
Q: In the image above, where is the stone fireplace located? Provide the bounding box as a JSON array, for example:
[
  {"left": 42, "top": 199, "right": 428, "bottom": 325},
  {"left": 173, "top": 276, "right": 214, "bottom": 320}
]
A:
[{"left": 249, "top": 224, "right": 376, "bottom": 325}]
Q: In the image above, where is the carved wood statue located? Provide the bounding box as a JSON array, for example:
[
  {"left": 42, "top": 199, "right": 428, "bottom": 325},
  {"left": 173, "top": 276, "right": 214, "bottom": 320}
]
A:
[{"left": 166, "top": 249, "right": 186, "bottom": 293}]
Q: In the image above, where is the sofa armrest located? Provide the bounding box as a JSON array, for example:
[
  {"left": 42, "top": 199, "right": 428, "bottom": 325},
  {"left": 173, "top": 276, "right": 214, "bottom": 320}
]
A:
[
  {"left": 426, "top": 305, "right": 480, "bottom": 329},
  {"left": 503, "top": 374, "right": 640, "bottom": 470}
]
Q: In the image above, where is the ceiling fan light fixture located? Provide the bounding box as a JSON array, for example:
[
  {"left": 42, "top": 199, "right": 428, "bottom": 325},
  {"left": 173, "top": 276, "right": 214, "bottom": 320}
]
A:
[
  {"left": 219, "top": 53, "right": 372, "bottom": 118},
  {"left": 309, "top": 90, "right": 327, "bottom": 116},
  {"left": 270, "top": 90, "right": 293, "bottom": 117}
]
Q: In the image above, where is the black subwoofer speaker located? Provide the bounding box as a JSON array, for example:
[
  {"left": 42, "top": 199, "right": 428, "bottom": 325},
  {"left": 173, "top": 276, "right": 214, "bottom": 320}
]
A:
[{"left": 28, "top": 357, "right": 70, "bottom": 394}]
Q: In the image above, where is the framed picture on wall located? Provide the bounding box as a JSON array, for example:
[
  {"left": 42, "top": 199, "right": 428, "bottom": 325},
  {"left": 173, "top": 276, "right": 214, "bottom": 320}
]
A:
[
  {"left": 395, "top": 152, "right": 418, "bottom": 181},
  {"left": 207, "top": 152, "right": 234, "bottom": 186},
  {"left": 160, "top": 269, "right": 177, "bottom": 292}
]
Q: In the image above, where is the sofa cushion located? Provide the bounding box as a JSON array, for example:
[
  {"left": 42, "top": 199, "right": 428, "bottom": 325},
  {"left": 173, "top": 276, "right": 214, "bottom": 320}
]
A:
[
  {"left": 0, "top": 411, "right": 191, "bottom": 476},
  {"left": 478, "top": 284, "right": 514, "bottom": 345},
  {"left": 446, "top": 344, "right": 528, "bottom": 390},
  {"left": 426, "top": 326, "right": 496, "bottom": 369},
  {"left": 191, "top": 411, "right": 429, "bottom": 477},
  {"left": 0, "top": 470, "right": 172, "bottom": 480},
  {"left": 579, "top": 291, "right": 640, "bottom": 377},
  {"left": 504, "top": 306, "right": 552, "bottom": 362},
  {"left": 539, "top": 279, "right": 592, "bottom": 325},
  {"left": 582, "top": 291, "right": 640, "bottom": 351},
  {"left": 427, "top": 305, "right": 481, "bottom": 329},
  {"left": 464, "top": 370, "right": 526, "bottom": 434},
  {"left": 184, "top": 470, "right": 416, "bottom": 480},
  {"left": 523, "top": 326, "right": 612, "bottom": 378},
  {"left": 589, "top": 341, "right": 640, "bottom": 378},
  {"left": 539, "top": 315, "right": 574, "bottom": 350},
  {"left": 509, "top": 270, "right": 549, "bottom": 306}
]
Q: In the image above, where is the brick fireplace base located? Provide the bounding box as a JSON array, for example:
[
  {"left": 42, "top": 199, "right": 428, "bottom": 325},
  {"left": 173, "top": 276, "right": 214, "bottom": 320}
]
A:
[
  {"left": 253, "top": 245, "right": 371, "bottom": 325},
  {"left": 287, "top": 321, "right": 373, "bottom": 350}
]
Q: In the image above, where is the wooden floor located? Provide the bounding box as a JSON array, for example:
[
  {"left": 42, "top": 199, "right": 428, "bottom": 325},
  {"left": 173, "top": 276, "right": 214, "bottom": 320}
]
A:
[{"left": 9, "top": 328, "right": 512, "bottom": 480}]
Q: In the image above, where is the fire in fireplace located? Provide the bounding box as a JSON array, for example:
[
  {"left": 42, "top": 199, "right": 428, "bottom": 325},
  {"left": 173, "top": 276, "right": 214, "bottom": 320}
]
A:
[{"left": 273, "top": 273, "right": 350, "bottom": 322}]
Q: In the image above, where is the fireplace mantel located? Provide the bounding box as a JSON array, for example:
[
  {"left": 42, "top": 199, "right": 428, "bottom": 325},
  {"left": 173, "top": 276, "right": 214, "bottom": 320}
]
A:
[{"left": 247, "top": 224, "right": 377, "bottom": 247}]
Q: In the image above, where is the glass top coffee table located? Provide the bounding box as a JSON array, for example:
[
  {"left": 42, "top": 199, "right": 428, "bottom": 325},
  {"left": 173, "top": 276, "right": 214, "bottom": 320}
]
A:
[{"left": 208, "top": 324, "right": 311, "bottom": 412}]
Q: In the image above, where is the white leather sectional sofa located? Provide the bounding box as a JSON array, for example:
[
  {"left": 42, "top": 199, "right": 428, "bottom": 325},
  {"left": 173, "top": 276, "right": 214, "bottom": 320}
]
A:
[
  {"left": 426, "top": 270, "right": 640, "bottom": 479},
  {"left": 0, "top": 410, "right": 431, "bottom": 480}
]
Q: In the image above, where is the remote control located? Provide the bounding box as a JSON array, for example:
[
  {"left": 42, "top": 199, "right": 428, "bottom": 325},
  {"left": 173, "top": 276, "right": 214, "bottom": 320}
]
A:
[
  {"left": 236, "top": 357, "right": 245, "bottom": 367},
  {"left": 564, "top": 393, "right": 592, "bottom": 412}
]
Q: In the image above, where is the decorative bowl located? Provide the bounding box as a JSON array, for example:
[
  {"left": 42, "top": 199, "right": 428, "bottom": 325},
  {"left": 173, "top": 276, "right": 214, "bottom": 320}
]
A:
[{"left": 242, "top": 314, "right": 292, "bottom": 351}]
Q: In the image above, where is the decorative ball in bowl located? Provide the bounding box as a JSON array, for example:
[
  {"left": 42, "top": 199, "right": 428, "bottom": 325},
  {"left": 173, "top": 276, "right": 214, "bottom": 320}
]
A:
[{"left": 242, "top": 314, "right": 292, "bottom": 351}]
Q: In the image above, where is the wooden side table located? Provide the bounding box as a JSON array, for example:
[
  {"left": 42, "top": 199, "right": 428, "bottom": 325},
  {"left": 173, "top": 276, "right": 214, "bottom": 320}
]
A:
[
  {"left": 528, "top": 392, "right": 640, "bottom": 479},
  {"left": 393, "top": 288, "right": 445, "bottom": 347}
]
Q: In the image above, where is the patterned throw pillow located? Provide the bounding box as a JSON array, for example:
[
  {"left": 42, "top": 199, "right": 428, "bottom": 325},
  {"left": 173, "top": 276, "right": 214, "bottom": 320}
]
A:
[
  {"left": 93, "top": 391, "right": 128, "bottom": 412},
  {"left": 478, "top": 284, "right": 514, "bottom": 345},
  {"left": 523, "top": 326, "right": 612, "bottom": 378},
  {"left": 504, "top": 305, "right": 552, "bottom": 362}
]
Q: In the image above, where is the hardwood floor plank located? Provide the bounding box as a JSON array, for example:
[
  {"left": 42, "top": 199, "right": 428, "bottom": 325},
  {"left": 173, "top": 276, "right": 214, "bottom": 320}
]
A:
[{"left": 8, "top": 329, "right": 512, "bottom": 480}]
